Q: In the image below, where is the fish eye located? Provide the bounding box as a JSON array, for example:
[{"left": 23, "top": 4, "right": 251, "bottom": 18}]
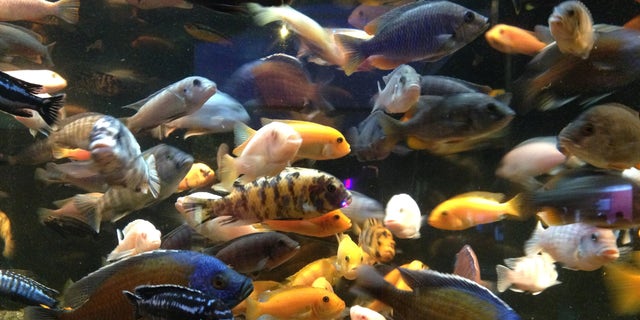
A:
[
  {"left": 345, "top": 256, "right": 350, "bottom": 262},
  {"left": 326, "top": 184, "right": 337, "bottom": 193},
  {"left": 212, "top": 274, "right": 228, "bottom": 289},
  {"left": 322, "top": 296, "right": 330, "bottom": 303},
  {"left": 193, "top": 79, "right": 201, "bottom": 86},
  {"left": 441, "top": 211, "right": 448, "bottom": 216},
  {"left": 400, "top": 76, "right": 406, "bottom": 84},
  {"left": 463, "top": 11, "right": 475, "bottom": 23},
  {"left": 333, "top": 214, "right": 340, "bottom": 220},
  {"left": 337, "top": 137, "right": 343, "bottom": 143},
  {"left": 486, "top": 103, "right": 498, "bottom": 113},
  {"left": 591, "top": 233, "right": 598, "bottom": 241},
  {"left": 499, "top": 28, "right": 505, "bottom": 35},
  {"left": 580, "top": 123, "right": 595, "bottom": 137},
  {"left": 567, "top": 9, "right": 575, "bottom": 17}
]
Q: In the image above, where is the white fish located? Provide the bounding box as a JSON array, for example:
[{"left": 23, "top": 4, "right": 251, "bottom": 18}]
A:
[
  {"left": 215, "top": 122, "right": 302, "bottom": 191},
  {"left": 350, "top": 305, "right": 386, "bottom": 320},
  {"left": 0, "top": 0, "right": 79, "bottom": 24},
  {"left": 548, "top": 0, "right": 595, "bottom": 59},
  {"left": 496, "top": 253, "right": 561, "bottom": 294},
  {"left": 4, "top": 69, "right": 67, "bottom": 93},
  {"left": 383, "top": 193, "right": 421, "bottom": 239},
  {"left": 525, "top": 221, "right": 619, "bottom": 271},
  {"left": 372, "top": 64, "right": 421, "bottom": 114},
  {"left": 0, "top": 23, "right": 55, "bottom": 66},
  {"left": 495, "top": 136, "right": 567, "bottom": 189},
  {"left": 123, "top": 76, "right": 217, "bottom": 133},
  {"left": 106, "top": 219, "right": 162, "bottom": 262}
]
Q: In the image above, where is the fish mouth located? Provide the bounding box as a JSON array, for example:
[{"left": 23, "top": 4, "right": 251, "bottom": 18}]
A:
[
  {"left": 238, "top": 279, "right": 254, "bottom": 303},
  {"left": 601, "top": 249, "right": 620, "bottom": 260}
]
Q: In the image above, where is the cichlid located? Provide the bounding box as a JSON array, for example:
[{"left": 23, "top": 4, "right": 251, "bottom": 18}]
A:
[
  {"left": 261, "top": 209, "right": 352, "bottom": 238},
  {"left": 525, "top": 221, "right": 619, "bottom": 271},
  {"left": 358, "top": 218, "right": 396, "bottom": 263},
  {"left": 183, "top": 22, "right": 232, "bottom": 46},
  {"left": 37, "top": 192, "right": 104, "bottom": 236},
  {"left": 454, "top": 245, "right": 493, "bottom": 291},
  {"left": 0, "top": 269, "right": 58, "bottom": 308},
  {"left": 176, "top": 162, "right": 216, "bottom": 192},
  {"left": 23, "top": 250, "right": 253, "bottom": 320},
  {"left": 89, "top": 115, "right": 160, "bottom": 197},
  {"left": 4, "top": 69, "right": 67, "bottom": 94},
  {"left": 0, "top": 23, "right": 55, "bottom": 66},
  {"left": 485, "top": 24, "right": 548, "bottom": 56},
  {"left": 336, "top": 233, "right": 366, "bottom": 280},
  {"left": 0, "top": 70, "right": 63, "bottom": 126},
  {"left": 350, "top": 305, "right": 386, "bottom": 320},
  {"left": 384, "top": 193, "right": 421, "bottom": 239},
  {"left": 372, "top": 64, "right": 421, "bottom": 114},
  {"left": 177, "top": 167, "right": 351, "bottom": 225},
  {"left": 428, "top": 192, "right": 528, "bottom": 231},
  {"left": 496, "top": 252, "right": 560, "bottom": 294},
  {"left": 244, "top": 286, "right": 346, "bottom": 320},
  {"left": 548, "top": 1, "right": 595, "bottom": 59},
  {"left": 0, "top": 211, "right": 13, "bottom": 259},
  {"left": 286, "top": 257, "right": 340, "bottom": 288},
  {"left": 34, "top": 161, "right": 108, "bottom": 192},
  {"left": 420, "top": 75, "right": 494, "bottom": 96},
  {"left": 603, "top": 259, "right": 640, "bottom": 315},
  {"left": 123, "top": 76, "right": 217, "bottom": 134},
  {"left": 0, "top": 0, "right": 79, "bottom": 24},
  {"left": 106, "top": 219, "right": 162, "bottom": 262},
  {"left": 353, "top": 266, "right": 521, "bottom": 320},
  {"left": 123, "top": 284, "right": 233, "bottom": 320},
  {"left": 558, "top": 103, "right": 640, "bottom": 170},
  {"left": 335, "top": 1, "right": 489, "bottom": 75}
]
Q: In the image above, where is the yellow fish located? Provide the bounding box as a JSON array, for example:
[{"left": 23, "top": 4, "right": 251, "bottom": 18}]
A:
[
  {"left": 232, "top": 280, "right": 281, "bottom": 317},
  {"left": 366, "top": 259, "right": 428, "bottom": 312},
  {"left": 603, "top": 260, "right": 640, "bottom": 315},
  {"left": 176, "top": 162, "right": 215, "bottom": 192},
  {"left": 245, "top": 286, "right": 345, "bottom": 320},
  {"left": 287, "top": 257, "right": 340, "bottom": 288},
  {"left": 336, "top": 233, "right": 366, "bottom": 280},
  {"left": 0, "top": 210, "right": 13, "bottom": 258},
  {"left": 428, "top": 192, "right": 527, "bottom": 230},
  {"left": 261, "top": 209, "right": 352, "bottom": 238}
]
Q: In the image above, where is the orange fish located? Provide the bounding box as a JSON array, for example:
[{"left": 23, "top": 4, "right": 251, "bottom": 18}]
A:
[
  {"left": 245, "top": 286, "right": 345, "bottom": 320},
  {"left": 366, "top": 260, "right": 428, "bottom": 312},
  {"left": 286, "top": 257, "right": 340, "bottom": 287},
  {"left": 0, "top": 210, "right": 13, "bottom": 258},
  {"left": 52, "top": 147, "right": 92, "bottom": 161},
  {"left": 176, "top": 162, "right": 215, "bottom": 192},
  {"left": 261, "top": 209, "right": 352, "bottom": 237},
  {"left": 485, "top": 24, "right": 548, "bottom": 56}
]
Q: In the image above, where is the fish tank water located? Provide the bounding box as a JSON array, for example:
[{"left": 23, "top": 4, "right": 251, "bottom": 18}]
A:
[{"left": 0, "top": 0, "right": 639, "bottom": 319}]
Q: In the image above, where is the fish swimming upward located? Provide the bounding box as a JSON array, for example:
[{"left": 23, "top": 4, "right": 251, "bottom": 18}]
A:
[{"left": 177, "top": 167, "right": 352, "bottom": 224}]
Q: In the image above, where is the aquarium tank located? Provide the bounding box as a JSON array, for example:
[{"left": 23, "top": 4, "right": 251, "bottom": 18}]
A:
[{"left": 0, "top": 0, "right": 639, "bottom": 319}]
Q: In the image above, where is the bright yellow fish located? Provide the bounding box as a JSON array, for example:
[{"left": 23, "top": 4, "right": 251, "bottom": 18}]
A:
[
  {"left": 245, "top": 286, "right": 345, "bottom": 320},
  {"left": 428, "top": 192, "right": 527, "bottom": 230}
]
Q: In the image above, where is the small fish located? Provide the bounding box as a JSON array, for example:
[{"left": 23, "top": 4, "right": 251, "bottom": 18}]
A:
[
  {"left": 183, "top": 22, "right": 232, "bottom": 46},
  {"left": 496, "top": 253, "right": 560, "bottom": 294},
  {"left": 130, "top": 35, "right": 175, "bottom": 51},
  {"left": 4, "top": 69, "right": 67, "bottom": 93},
  {"left": 603, "top": 259, "right": 640, "bottom": 315},
  {"left": 353, "top": 266, "right": 521, "bottom": 320},
  {"left": 258, "top": 118, "right": 351, "bottom": 161},
  {"left": 261, "top": 209, "right": 352, "bottom": 238},
  {"left": 123, "top": 284, "right": 233, "bottom": 320},
  {"left": 176, "top": 162, "right": 215, "bottom": 192},
  {"left": 207, "top": 232, "right": 300, "bottom": 274},
  {"left": 74, "top": 69, "right": 150, "bottom": 97},
  {"left": 216, "top": 122, "right": 302, "bottom": 191},
  {"left": 0, "top": 270, "right": 58, "bottom": 308},
  {"left": 177, "top": 167, "right": 351, "bottom": 225},
  {"left": 89, "top": 115, "right": 160, "bottom": 197},
  {"left": 0, "top": 70, "right": 63, "bottom": 126},
  {"left": 247, "top": 3, "right": 345, "bottom": 67},
  {"left": 123, "top": 76, "right": 217, "bottom": 134},
  {"left": 485, "top": 24, "right": 548, "bottom": 56},
  {"left": 495, "top": 136, "right": 567, "bottom": 190},
  {"left": 107, "top": 219, "right": 162, "bottom": 262},
  {"left": 350, "top": 305, "right": 386, "bottom": 320},
  {"left": 336, "top": 233, "right": 366, "bottom": 280},
  {"left": 153, "top": 91, "right": 250, "bottom": 140},
  {"left": 372, "top": 64, "right": 421, "bottom": 114},
  {"left": 0, "top": 0, "right": 79, "bottom": 24},
  {"left": 549, "top": 0, "right": 595, "bottom": 59},
  {"left": 286, "top": 257, "right": 340, "bottom": 287},
  {"left": 428, "top": 192, "right": 528, "bottom": 231},
  {"left": 558, "top": 103, "right": 640, "bottom": 170},
  {"left": 37, "top": 193, "right": 104, "bottom": 236},
  {"left": 335, "top": 1, "right": 489, "bottom": 75},
  {"left": 384, "top": 193, "right": 421, "bottom": 239},
  {"left": 23, "top": 250, "right": 253, "bottom": 320},
  {"left": 525, "top": 221, "right": 619, "bottom": 271},
  {"left": 358, "top": 219, "right": 396, "bottom": 263},
  {"left": 245, "top": 286, "right": 346, "bottom": 320},
  {"left": 0, "top": 23, "right": 55, "bottom": 66},
  {"left": 0, "top": 210, "right": 13, "bottom": 259}
]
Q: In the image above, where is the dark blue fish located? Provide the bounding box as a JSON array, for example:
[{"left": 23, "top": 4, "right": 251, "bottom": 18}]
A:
[
  {"left": 0, "top": 71, "right": 64, "bottom": 126},
  {"left": 123, "top": 284, "right": 233, "bottom": 320},
  {"left": 352, "top": 265, "right": 520, "bottom": 320},
  {"left": 0, "top": 270, "right": 58, "bottom": 308}
]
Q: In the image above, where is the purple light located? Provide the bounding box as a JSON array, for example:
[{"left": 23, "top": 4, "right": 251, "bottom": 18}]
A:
[{"left": 343, "top": 178, "right": 353, "bottom": 190}]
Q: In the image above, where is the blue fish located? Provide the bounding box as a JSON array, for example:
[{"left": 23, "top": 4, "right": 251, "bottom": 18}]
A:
[{"left": 0, "top": 270, "right": 58, "bottom": 308}]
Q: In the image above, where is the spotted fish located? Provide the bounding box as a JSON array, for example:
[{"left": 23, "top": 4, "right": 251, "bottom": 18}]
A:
[{"left": 176, "top": 167, "right": 352, "bottom": 224}]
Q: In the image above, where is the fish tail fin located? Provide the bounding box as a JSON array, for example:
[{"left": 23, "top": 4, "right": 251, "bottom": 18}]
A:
[
  {"left": 505, "top": 192, "right": 533, "bottom": 220},
  {"left": 39, "top": 93, "right": 64, "bottom": 126},
  {"left": 175, "top": 195, "right": 214, "bottom": 224},
  {"left": 495, "top": 264, "right": 512, "bottom": 293},
  {"left": 36, "top": 207, "right": 56, "bottom": 224},
  {"left": 24, "top": 306, "right": 62, "bottom": 320},
  {"left": 246, "top": 2, "right": 282, "bottom": 26},
  {"left": 216, "top": 149, "right": 238, "bottom": 192},
  {"left": 536, "top": 208, "right": 565, "bottom": 226},
  {"left": 524, "top": 221, "right": 545, "bottom": 256},
  {"left": 376, "top": 112, "right": 403, "bottom": 151},
  {"left": 334, "top": 34, "right": 366, "bottom": 76},
  {"left": 604, "top": 263, "right": 640, "bottom": 315},
  {"left": 55, "top": 0, "right": 80, "bottom": 24},
  {"left": 140, "top": 154, "right": 160, "bottom": 198},
  {"left": 72, "top": 194, "right": 102, "bottom": 233},
  {"left": 34, "top": 167, "right": 53, "bottom": 186},
  {"left": 51, "top": 146, "right": 68, "bottom": 160}
]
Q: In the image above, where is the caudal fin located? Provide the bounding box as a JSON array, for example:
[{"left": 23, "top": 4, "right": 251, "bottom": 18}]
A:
[
  {"left": 334, "top": 34, "right": 366, "bottom": 76},
  {"left": 603, "top": 262, "right": 640, "bottom": 315},
  {"left": 523, "top": 221, "right": 545, "bottom": 256},
  {"left": 39, "top": 93, "right": 64, "bottom": 126},
  {"left": 55, "top": 0, "right": 80, "bottom": 24},
  {"left": 495, "top": 264, "right": 513, "bottom": 293}
]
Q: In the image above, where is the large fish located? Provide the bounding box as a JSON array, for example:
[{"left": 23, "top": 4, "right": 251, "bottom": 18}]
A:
[
  {"left": 353, "top": 266, "right": 521, "bottom": 320},
  {"left": 177, "top": 167, "right": 352, "bottom": 224},
  {"left": 23, "top": 250, "right": 253, "bottom": 320},
  {"left": 335, "top": 1, "right": 489, "bottom": 75}
]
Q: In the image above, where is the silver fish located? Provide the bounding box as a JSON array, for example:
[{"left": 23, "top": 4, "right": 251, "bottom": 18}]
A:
[{"left": 372, "top": 64, "right": 421, "bottom": 114}]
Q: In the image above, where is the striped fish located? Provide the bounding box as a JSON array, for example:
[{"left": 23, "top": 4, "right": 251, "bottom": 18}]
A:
[
  {"left": 123, "top": 284, "right": 233, "bottom": 320},
  {"left": 177, "top": 167, "right": 352, "bottom": 224},
  {"left": 0, "top": 270, "right": 58, "bottom": 308},
  {"left": 358, "top": 218, "right": 396, "bottom": 263}
]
